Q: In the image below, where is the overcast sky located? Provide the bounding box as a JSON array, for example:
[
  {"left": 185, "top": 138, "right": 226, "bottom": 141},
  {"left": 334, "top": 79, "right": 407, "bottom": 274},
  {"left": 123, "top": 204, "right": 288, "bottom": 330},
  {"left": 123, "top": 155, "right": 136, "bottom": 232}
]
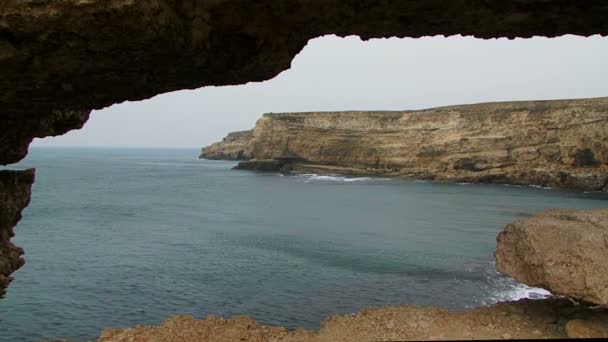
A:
[{"left": 33, "top": 34, "right": 608, "bottom": 148}]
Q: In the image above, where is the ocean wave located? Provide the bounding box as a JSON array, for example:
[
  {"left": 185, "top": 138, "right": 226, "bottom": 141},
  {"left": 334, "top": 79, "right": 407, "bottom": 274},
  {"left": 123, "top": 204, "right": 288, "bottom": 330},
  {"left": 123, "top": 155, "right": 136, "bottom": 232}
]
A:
[
  {"left": 529, "top": 184, "right": 554, "bottom": 190},
  {"left": 488, "top": 283, "right": 552, "bottom": 303},
  {"left": 296, "top": 173, "right": 390, "bottom": 183},
  {"left": 464, "top": 263, "right": 552, "bottom": 306},
  {"left": 480, "top": 268, "right": 552, "bottom": 305}
]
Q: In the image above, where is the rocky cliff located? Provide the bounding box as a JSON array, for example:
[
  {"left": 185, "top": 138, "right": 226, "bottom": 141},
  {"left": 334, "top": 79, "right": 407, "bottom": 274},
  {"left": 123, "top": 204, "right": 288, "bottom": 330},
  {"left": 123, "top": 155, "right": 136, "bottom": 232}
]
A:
[
  {"left": 211, "top": 97, "right": 608, "bottom": 191},
  {"left": 0, "top": 169, "right": 34, "bottom": 298},
  {"left": 200, "top": 131, "right": 253, "bottom": 160}
]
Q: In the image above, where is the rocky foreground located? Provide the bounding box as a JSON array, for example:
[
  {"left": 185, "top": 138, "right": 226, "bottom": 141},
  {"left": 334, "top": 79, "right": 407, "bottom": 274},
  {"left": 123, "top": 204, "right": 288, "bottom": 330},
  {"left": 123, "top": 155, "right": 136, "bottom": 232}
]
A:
[
  {"left": 98, "top": 208, "right": 608, "bottom": 341},
  {"left": 201, "top": 97, "right": 608, "bottom": 191},
  {"left": 99, "top": 299, "right": 608, "bottom": 341},
  {"left": 497, "top": 208, "right": 608, "bottom": 308}
]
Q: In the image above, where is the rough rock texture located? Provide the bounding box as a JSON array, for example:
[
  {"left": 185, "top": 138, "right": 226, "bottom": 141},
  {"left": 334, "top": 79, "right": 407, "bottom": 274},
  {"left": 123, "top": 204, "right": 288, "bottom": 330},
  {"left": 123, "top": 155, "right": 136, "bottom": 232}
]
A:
[
  {"left": 221, "top": 97, "right": 608, "bottom": 190},
  {"left": 0, "top": 169, "right": 35, "bottom": 298},
  {"left": 3, "top": 1, "right": 608, "bottom": 165},
  {"left": 200, "top": 130, "right": 253, "bottom": 160},
  {"left": 98, "top": 299, "right": 608, "bottom": 341},
  {"left": 496, "top": 208, "right": 608, "bottom": 307},
  {"left": 566, "top": 318, "right": 608, "bottom": 338}
]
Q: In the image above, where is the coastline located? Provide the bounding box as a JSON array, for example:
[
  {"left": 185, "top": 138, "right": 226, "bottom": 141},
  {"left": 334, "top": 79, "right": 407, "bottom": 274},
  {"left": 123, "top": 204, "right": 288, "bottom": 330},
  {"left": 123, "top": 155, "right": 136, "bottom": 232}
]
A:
[
  {"left": 203, "top": 97, "right": 608, "bottom": 192},
  {"left": 98, "top": 298, "right": 608, "bottom": 341},
  {"left": 234, "top": 160, "right": 608, "bottom": 192}
]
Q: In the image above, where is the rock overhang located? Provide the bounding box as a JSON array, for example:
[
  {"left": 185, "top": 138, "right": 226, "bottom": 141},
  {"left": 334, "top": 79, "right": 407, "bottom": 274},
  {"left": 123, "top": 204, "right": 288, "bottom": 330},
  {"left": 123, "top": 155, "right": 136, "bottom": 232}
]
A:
[
  {"left": 2, "top": 0, "right": 608, "bottom": 165},
  {"left": 2, "top": 0, "right": 608, "bottom": 299}
]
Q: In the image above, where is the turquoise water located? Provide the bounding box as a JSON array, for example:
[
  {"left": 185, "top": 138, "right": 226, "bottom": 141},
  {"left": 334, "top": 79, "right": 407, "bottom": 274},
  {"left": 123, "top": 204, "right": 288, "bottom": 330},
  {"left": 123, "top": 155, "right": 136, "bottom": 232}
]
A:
[{"left": 1, "top": 147, "right": 607, "bottom": 341}]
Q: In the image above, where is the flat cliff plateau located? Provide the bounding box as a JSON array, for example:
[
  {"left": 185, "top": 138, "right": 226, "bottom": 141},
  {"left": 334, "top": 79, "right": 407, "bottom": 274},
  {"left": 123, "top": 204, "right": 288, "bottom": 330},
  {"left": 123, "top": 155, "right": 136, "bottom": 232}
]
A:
[{"left": 203, "top": 97, "right": 608, "bottom": 191}]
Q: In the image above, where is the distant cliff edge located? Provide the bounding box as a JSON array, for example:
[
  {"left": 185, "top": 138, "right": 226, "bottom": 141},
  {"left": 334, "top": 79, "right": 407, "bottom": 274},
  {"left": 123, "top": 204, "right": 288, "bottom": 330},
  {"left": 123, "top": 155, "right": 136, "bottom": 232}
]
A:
[
  {"left": 199, "top": 130, "right": 253, "bottom": 160},
  {"left": 200, "top": 97, "right": 608, "bottom": 191}
]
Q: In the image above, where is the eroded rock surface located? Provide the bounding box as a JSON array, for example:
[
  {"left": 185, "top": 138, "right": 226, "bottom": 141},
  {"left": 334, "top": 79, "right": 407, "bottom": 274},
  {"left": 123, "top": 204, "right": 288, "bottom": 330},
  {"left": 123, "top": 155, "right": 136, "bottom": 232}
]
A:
[
  {"left": 496, "top": 208, "right": 608, "bottom": 307},
  {"left": 566, "top": 318, "right": 608, "bottom": 338},
  {"left": 0, "top": 169, "right": 34, "bottom": 297},
  {"left": 209, "top": 97, "right": 608, "bottom": 191},
  {"left": 200, "top": 130, "right": 253, "bottom": 160},
  {"left": 98, "top": 299, "right": 608, "bottom": 341},
  {"left": 3, "top": 1, "right": 608, "bottom": 165}
]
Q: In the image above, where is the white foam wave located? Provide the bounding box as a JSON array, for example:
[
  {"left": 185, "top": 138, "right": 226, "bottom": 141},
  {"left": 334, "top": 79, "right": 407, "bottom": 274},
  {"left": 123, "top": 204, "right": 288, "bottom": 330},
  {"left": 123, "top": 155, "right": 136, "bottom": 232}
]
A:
[
  {"left": 498, "top": 284, "right": 551, "bottom": 301},
  {"left": 482, "top": 283, "right": 551, "bottom": 306},
  {"left": 475, "top": 265, "right": 552, "bottom": 306},
  {"left": 296, "top": 173, "right": 390, "bottom": 183},
  {"left": 308, "top": 175, "right": 373, "bottom": 182},
  {"left": 529, "top": 184, "right": 554, "bottom": 190}
]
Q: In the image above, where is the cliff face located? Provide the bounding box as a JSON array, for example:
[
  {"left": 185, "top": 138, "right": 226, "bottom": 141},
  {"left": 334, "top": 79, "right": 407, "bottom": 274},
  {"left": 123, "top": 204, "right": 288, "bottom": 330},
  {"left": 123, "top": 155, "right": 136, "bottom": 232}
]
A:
[
  {"left": 228, "top": 97, "right": 608, "bottom": 191},
  {"left": 0, "top": 169, "right": 35, "bottom": 298},
  {"left": 200, "top": 131, "right": 253, "bottom": 160}
]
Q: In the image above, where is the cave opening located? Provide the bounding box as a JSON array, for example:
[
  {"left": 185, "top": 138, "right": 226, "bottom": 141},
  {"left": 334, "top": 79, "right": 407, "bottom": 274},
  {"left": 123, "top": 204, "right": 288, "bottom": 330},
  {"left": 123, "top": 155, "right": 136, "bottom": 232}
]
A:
[{"left": 2, "top": 32, "right": 608, "bottom": 340}]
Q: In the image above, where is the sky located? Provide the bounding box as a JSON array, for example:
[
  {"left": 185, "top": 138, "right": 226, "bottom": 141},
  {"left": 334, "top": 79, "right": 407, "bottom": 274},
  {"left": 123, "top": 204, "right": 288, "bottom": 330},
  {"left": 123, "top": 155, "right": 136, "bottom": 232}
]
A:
[{"left": 33, "top": 34, "right": 608, "bottom": 148}]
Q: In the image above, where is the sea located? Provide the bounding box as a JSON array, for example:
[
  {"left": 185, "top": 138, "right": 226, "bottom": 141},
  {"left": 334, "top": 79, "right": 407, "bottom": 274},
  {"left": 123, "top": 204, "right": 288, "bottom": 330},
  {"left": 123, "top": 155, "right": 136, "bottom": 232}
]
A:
[{"left": 1, "top": 147, "right": 606, "bottom": 341}]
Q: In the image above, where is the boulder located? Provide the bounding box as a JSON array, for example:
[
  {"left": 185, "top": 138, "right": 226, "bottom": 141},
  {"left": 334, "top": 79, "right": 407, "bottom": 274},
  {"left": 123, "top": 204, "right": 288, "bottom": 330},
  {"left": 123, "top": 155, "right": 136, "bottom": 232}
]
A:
[{"left": 496, "top": 208, "right": 608, "bottom": 307}]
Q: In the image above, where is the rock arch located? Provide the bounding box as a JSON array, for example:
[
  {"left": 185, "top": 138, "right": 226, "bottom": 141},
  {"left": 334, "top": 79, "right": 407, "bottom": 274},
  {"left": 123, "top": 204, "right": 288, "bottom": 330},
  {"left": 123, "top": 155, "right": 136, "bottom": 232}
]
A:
[{"left": 1, "top": 0, "right": 608, "bottom": 296}]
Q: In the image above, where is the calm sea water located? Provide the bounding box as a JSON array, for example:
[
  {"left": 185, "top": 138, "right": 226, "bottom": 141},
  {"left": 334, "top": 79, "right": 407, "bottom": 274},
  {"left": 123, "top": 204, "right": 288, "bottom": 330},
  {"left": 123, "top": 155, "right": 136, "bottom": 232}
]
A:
[{"left": 1, "top": 147, "right": 607, "bottom": 341}]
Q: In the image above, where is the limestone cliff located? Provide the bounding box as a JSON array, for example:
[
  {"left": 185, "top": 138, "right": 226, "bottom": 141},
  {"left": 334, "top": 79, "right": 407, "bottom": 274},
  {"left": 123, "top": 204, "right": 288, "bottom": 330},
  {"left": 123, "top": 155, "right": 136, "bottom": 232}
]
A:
[
  {"left": 224, "top": 97, "right": 608, "bottom": 191},
  {"left": 200, "top": 131, "right": 253, "bottom": 160}
]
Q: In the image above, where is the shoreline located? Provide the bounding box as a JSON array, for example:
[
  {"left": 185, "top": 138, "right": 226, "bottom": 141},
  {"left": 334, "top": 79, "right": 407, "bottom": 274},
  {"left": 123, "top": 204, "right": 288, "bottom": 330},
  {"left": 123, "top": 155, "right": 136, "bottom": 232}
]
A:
[
  {"left": 232, "top": 160, "right": 608, "bottom": 192},
  {"left": 98, "top": 298, "right": 608, "bottom": 341}
]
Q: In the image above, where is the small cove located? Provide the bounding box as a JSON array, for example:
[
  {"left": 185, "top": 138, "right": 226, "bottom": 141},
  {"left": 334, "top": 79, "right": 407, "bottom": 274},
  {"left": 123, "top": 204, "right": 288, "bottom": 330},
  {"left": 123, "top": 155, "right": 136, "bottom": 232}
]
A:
[{"left": 1, "top": 147, "right": 606, "bottom": 341}]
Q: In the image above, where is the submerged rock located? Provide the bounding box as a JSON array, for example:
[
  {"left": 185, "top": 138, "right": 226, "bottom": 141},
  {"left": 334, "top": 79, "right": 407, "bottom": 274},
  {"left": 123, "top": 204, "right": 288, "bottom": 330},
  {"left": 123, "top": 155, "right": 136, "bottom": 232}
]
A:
[
  {"left": 232, "top": 159, "right": 285, "bottom": 171},
  {"left": 496, "top": 208, "right": 608, "bottom": 307}
]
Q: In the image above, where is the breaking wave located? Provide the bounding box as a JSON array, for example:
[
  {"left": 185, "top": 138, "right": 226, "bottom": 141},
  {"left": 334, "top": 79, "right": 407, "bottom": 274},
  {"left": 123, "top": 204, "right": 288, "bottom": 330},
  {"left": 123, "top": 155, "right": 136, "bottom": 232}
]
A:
[
  {"left": 529, "top": 184, "right": 554, "bottom": 190},
  {"left": 480, "top": 267, "right": 552, "bottom": 306},
  {"left": 295, "top": 173, "right": 391, "bottom": 183}
]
